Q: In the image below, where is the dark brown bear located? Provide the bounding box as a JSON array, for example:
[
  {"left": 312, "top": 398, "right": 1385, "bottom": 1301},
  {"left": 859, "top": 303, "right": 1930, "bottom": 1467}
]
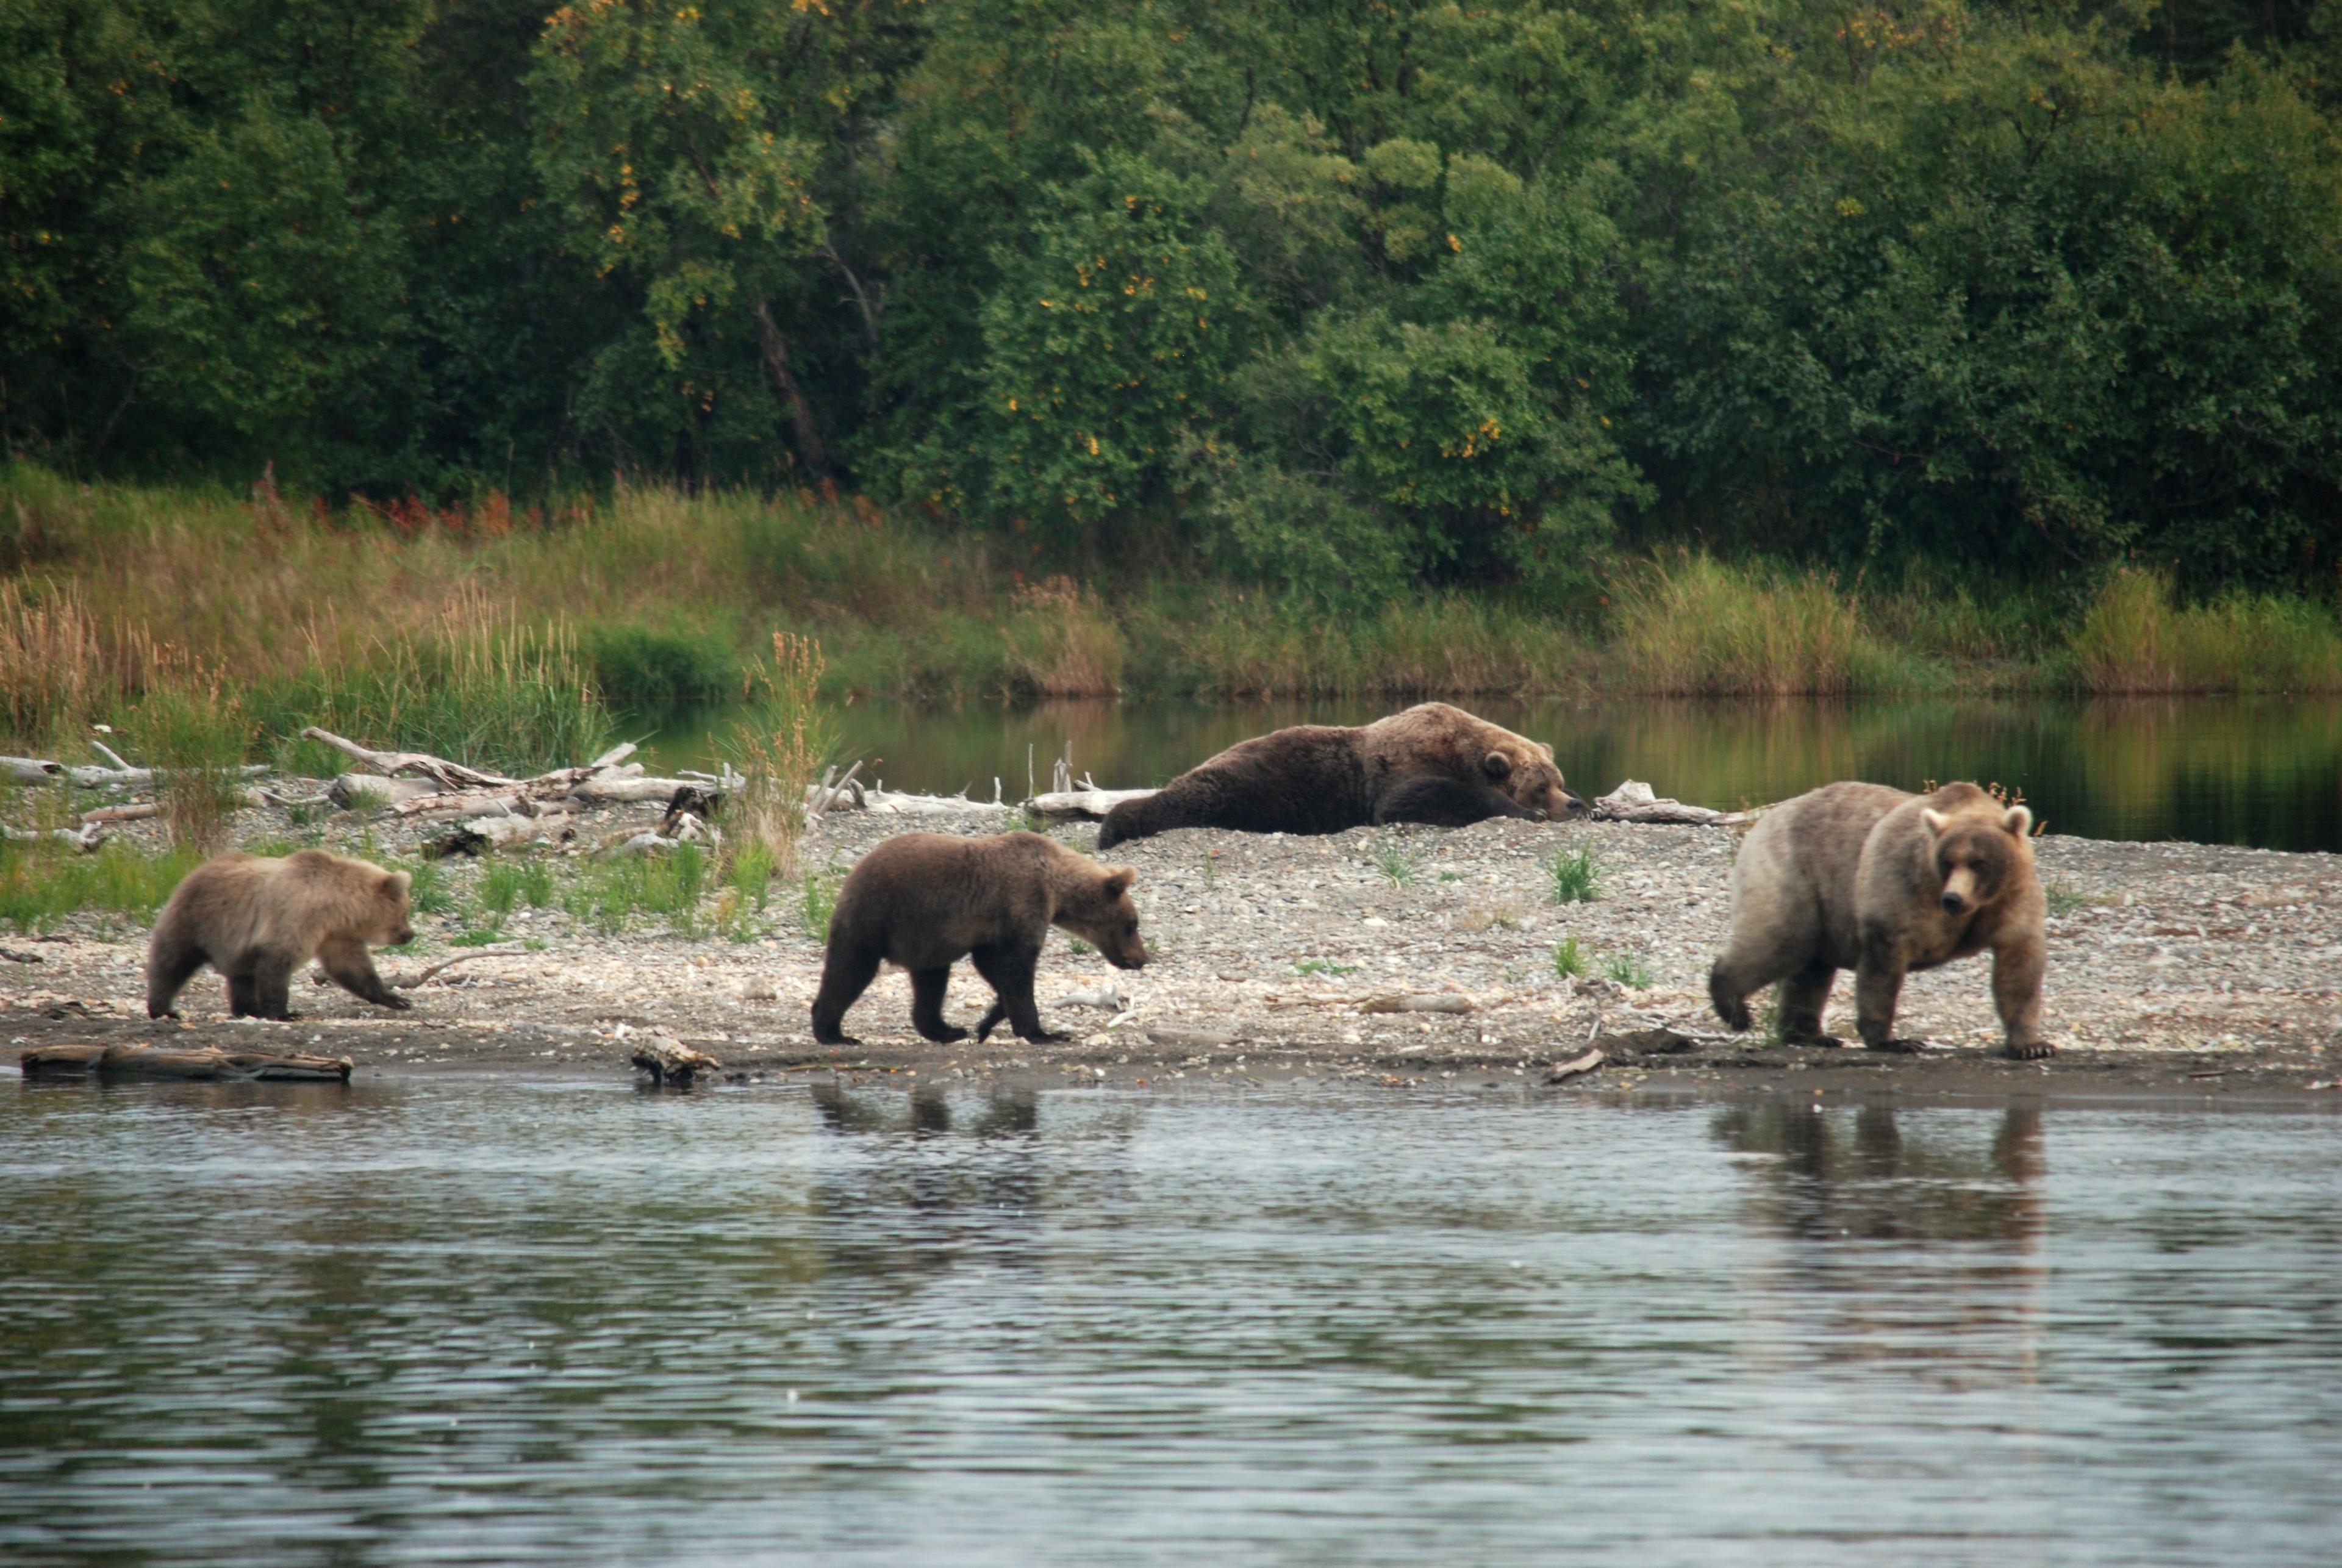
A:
[
  {"left": 811, "top": 831, "right": 1147, "bottom": 1046},
  {"left": 1095, "top": 701, "right": 1588, "bottom": 848},
  {"left": 1708, "top": 781, "right": 2050, "bottom": 1059},
  {"left": 147, "top": 850, "right": 417, "bottom": 1021}
]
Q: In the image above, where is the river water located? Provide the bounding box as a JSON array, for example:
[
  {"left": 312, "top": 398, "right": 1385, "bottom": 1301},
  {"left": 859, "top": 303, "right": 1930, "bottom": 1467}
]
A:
[
  {"left": 646, "top": 696, "right": 2342, "bottom": 853},
  {"left": 4, "top": 1078, "right": 2337, "bottom": 1565}
]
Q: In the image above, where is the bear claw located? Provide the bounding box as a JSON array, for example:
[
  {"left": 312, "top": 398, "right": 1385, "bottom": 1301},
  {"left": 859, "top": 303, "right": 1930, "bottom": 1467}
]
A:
[{"left": 2003, "top": 1039, "right": 2055, "bottom": 1060}]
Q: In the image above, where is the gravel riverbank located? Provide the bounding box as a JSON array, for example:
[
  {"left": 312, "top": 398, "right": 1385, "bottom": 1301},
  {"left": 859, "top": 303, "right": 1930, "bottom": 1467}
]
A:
[{"left": 8, "top": 803, "right": 2341, "bottom": 1101}]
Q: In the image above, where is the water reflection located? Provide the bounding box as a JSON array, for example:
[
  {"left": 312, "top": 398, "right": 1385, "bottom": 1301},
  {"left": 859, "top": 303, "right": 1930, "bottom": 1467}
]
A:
[
  {"left": 647, "top": 694, "right": 2342, "bottom": 850},
  {"left": 2, "top": 1081, "right": 2337, "bottom": 1566}
]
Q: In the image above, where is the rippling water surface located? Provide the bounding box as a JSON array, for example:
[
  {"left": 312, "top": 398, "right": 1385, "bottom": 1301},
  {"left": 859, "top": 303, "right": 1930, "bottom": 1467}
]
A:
[{"left": 2, "top": 1079, "right": 2337, "bottom": 1565}]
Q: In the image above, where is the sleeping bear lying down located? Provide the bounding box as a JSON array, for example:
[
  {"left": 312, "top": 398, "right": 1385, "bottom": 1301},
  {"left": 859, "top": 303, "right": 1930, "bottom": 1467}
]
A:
[{"left": 1098, "top": 701, "right": 1588, "bottom": 848}]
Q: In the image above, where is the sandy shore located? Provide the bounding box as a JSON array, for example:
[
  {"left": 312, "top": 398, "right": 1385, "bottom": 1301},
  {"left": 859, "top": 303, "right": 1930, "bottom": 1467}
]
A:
[{"left": 8, "top": 799, "right": 2341, "bottom": 1101}]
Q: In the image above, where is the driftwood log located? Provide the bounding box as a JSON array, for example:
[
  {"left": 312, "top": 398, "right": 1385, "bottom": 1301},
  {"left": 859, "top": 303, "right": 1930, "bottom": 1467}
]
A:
[
  {"left": 1543, "top": 1048, "right": 1607, "bottom": 1085},
  {"left": 632, "top": 1034, "right": 720, "bottom": 1086},
  {"left": 1591, "top": 780, "right": 1751, "bottom": 827},
  {"left": 1028, "top": 786, "right": 1158, "bottom": 822},
  {"left": 21, "top": 1043, "right": 353, "bottom": 1083},
  {"left": 1, "top": 754, "right": 270, "bottom": 789},
  {"left": 3, "top": 822, "right": 106, "bottom": 851},
  {"left": 1360, "top": 992, "right": 1478, "bottom": 1015}
]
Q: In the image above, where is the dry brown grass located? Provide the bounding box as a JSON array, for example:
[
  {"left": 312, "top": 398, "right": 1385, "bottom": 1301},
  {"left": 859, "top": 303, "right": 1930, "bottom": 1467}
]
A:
[{"left": 726, "top": 632, "right": 833, "bottom": 884}]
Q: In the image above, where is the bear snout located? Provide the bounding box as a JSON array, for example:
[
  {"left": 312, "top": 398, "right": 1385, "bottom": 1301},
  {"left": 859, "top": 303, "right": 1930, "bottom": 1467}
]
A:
[
  {"left": 1940, "top": 890, "right": 1967, "bottom": 917},
  {"left": 1108, "top": 940, "right": 1149, "bottom": 970}
]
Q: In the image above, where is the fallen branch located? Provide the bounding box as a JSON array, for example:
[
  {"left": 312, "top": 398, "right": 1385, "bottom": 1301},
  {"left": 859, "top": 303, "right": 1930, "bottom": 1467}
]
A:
[
  {"left": 315, "top": 945, "right": 528, "bottom": 990},
  {"left": 20, "top": 1043, "right": 353, "bottom": 1083},
  {"left": 811, "top": 759, "right": 864, "bottom": 815},
  {"left": 1, "top": 754, "right": 267, "bottom": 789},
  {"left": 298, "top": 726, "right": 517, "bottom": 791},
  {"left": 1360, "top": 992, "right": 1477, "bottom": 1015},
  {"left": 1591, "top": 780, "right": 1750, "bottom": 827},
  {"left": 2, "top": 948, "right": 41, "bottom": 964},
  {"left": 1543, "top": 1047, "right": 1606, "bottom": 1085},
  {"left": 330, "top": 773, "right": 443, "bottom": 810},
  {"left": 423, "top": 815, "right": 579, "bottom": 857},
  {"left": 3, "top": 823, "right": 106, "bottom": 852},
  {"left": 854, "top": 789, "right": 1012, "bottom": 818},
  {"left": 1028, "top": 786, "right": 1157, "bottom": 822},
  {"left": 80, "top": 801, "right": 158, "bottom": 824},
  {"left": 632, "top": 1034, "right": 720, "bottom": 1087}
]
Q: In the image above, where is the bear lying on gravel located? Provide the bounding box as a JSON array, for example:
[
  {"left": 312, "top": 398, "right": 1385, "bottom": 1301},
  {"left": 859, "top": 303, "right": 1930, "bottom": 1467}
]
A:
[
  {"left": 147, "top": 850, "right": 417, "bottom": 1021},
  {"left": 1096, "top": 701, "right": 1588, "bottom": 848},
  {"left": 1708, "top": 781, "right": 2050, "bottom": 1058},
  {"left": 811, "top": 831, "right": 1148, "bottom": 1046}
]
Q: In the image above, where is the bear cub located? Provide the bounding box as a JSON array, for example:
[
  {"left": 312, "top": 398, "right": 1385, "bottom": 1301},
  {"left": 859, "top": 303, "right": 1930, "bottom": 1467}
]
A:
[
  {"left": 1708, "top": 781, "right": 2050, "bottom": 1059},
  {"left": 148, "top": 850, "right": 418, "bottom": 1021},
  {"left": 811, "top": 831, "right": 1147, "bottom": 1047}
]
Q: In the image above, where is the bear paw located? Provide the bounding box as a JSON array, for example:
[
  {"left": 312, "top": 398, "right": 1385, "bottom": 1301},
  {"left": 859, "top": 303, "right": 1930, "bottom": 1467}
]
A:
[
  {"left": 1863, "top": 1036, "right": 1928, "bottom": 1054},
  {"left": 2003, "top": 1038, "right": 2056, "bottom": 1061},
  {"left": 381, "top": 993, "right": 412, "bottom": 1011},
  {"left": 917, "top": 1025, "right": 970, "bottom": 1044}
]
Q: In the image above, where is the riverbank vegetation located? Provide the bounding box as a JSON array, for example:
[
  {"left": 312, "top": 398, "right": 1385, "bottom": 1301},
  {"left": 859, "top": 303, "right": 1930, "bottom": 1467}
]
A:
[{"left": 5, "top": 467, "right": 2341, "bottom": 778}]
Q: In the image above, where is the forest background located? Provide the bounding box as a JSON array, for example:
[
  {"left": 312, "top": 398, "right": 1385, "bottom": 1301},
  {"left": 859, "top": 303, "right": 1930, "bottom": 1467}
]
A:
[{"left": 5, "top": 0, "right": 2342, "bottom": 765}]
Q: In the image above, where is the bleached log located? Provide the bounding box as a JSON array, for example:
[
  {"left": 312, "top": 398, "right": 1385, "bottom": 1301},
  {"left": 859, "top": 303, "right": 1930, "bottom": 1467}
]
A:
[
  {"left": 811, "top": 759, "right": 864, "bottom": 815},
  {"left": 329, "top": 773, "right": 443, "bottom": 810},
  {"left": 3, "top": 822, "right": 105, "bottom": 851},
  {"left": 1591, "top": 780, "right": 1750, "bottom": 827},
  {"left": 632, "top": 1034, "right": 721, "bottom": 1087},
  {"left": 1543, "top": 1047, "right": 1606, "bottom": 1085},
  {"left": 1028, "top": 787, "right": 1156, "bottom": 822},
  {"left": 568, "top": 773, "right": 710, "bottom": 804},
  {"left": 299, "top": 726, "right": 517, "bottom": 790},
  {"left": 80, "top": 801, "right": 157, "bottom": 824},
  {"left": 2, "top": 754, "right": 264, "bottom": 789},
  {"left": 394, "top": 789, "right": 583, "bottom": 822},
  {"left": 850, "top": 789, "right": 1013, "bottom": 818},
  {"left": 20, "top": 1043, "right": 353, "bottom": 1083},
  {"left": 424, "top": 814, "right": 579, "bottom": 856}
]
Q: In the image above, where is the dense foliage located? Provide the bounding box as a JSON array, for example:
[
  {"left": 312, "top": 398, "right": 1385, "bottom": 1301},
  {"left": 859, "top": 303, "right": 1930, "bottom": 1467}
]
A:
[{"left": 5, "top": 0, "right": 2338, "bottom": 593}]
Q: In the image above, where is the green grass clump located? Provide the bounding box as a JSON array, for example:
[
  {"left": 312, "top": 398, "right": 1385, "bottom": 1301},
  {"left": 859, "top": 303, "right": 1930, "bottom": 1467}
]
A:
[
  {"left": 1295, "top": 958, "right": 1359, "bottom": 977},
  {"left": 1545, "top": 845, "right": 1603, "bottom": 904},
  {"left": 1372, "top": 836, "right": 1424, "bottom": 887},
  {"left": 563, "top": 845, "right": 708, "bottom": 937},
  {"left": 0, "top": 842, "right": 206, "bottom": 931},
  {"left": 479, "top": 857, "right": 555, "bottom": 917},
  {"left": 1551, "top": 936, "right": 1587, "bottom": 979},
  {"left": 584, "top": 621, "right": 738, "bottom": 718},
  {"left": 797, "top": 870, "right": 838, "bottom": 941},
  {"left": 1602, "top": 951, "right": 1655, "bottom": 989},
  {"left": 396, "top": 857, "right": 455, "bottom": 915}
]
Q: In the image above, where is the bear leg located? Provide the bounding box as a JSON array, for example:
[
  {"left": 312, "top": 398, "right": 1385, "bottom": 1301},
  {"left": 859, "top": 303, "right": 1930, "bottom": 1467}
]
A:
[
  {"left": 146, "top": 931, "right": 207, "bottom": 1020},
  {"left": 811, "top": 941, "right": 881, "bottom": 1046},
  {"left": 909, "top": 965, "right": 969, "bottom": 1044},
  {"left": 318, "top": 937, "right": 411, "bottom": 1011},
  {"left": 248, "top": 951, "right": 303, "bottom": 1022},
  {"left": 969, "top": 944, "right": 1063, "bottom": 1044},
  {"left": 1707, "top": 942, "right": 1787, "bottom": 1034},
  {"left": 1775, "top": 961, "right": 1841, "bottom": 1047},
  {"left": 1374, "top": 776, "right": 1533, "bottom": 828},
  {"left": 1853, "top": 953, "right": 1921, "bottom": 1052},
  {"left": 1992, "top": 935, "right": 2052, "bottom": 1059}
]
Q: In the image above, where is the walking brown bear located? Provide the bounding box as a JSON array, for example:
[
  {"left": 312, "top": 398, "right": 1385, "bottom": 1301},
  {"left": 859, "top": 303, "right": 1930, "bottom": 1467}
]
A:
[
  {"left": 1708, "top": 781, "right": 2051, "bottom": 1059},
  {"left": 811, "top": 831, "right": 1148, "bottom": 1046},
  {"left": 147, "top": 850, "right": 417, "bottom": 1021},
  {"left": 1095, "top": 701, "right": 1587, "bottom": 848}
]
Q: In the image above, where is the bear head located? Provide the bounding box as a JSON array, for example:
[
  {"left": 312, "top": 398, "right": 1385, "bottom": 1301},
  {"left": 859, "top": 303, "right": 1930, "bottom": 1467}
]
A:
[
  {"left": 1921, "top": 800, "right": 2033, "bottom": 918},
  {"left": 371, "top": 868, "right": 417, "bottom": 947},
  {"left": 1058, "top": 865, "right": 1148, "bottom": 970},
  {"left": 1480, "top": 743, "right": 1591, "bottom": 822}
]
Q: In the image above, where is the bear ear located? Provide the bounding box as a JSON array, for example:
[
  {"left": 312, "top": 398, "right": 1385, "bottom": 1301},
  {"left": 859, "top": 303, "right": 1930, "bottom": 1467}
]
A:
[
  {"left": 1921, "top": 808, "right": 1950, "bottom": 837},
  {"left": 387, "top": 870, "right": 412, "bottom": 895},
  {"left": 1481, "top": 750, "right": 1513, "bottom": 781},
  {"left": 2003, "top": 805, "right": 2032, "bottom": 838},
  {"left": 1103, "top": 868, "right": 1135, "bottom": 897}
]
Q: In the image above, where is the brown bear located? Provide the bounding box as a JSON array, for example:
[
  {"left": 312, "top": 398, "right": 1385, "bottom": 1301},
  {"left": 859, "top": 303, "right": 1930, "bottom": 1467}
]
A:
[
  {"left": 811, "top": 831, "right": 1148, "bottom": 1046},
  {"left": 1095, "top": 701, "right": 1588, "bottom": 849},
  {"left": 1708, "top": 781, "right": 2050, "bottom": 1059},
  {"left": 147, "top": 850, "right": 418, "bottom": 1021}
]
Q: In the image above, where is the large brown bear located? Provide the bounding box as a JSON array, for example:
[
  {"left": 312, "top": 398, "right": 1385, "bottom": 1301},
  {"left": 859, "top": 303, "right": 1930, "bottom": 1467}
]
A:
[
  {"left": 147, "top": 850, "right": 417, "bottom": 1021},
  {"left": 811, "top": 831, "right": 1147, "bottom": 1047},
  {"left": 1095, "top": 701, "right": 1588, "bottom": 849},
  {"left": 1708, "top": 781, "right": 2050, "bottom": 1059}
]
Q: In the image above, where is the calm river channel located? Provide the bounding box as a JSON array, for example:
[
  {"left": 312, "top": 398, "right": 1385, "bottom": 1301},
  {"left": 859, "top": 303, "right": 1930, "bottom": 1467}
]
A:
[
  {"left": 648, "top": 695, "right": 2342, "bottom": 852},
  {"left": 3, "top": 1078, "right": 2337, "bottom": 1565}
]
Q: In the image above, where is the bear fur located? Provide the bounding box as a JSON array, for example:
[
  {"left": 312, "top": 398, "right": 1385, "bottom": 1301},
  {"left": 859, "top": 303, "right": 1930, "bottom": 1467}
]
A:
[
  {"left": 1708, "top": 781, "right": 2050, "bottom": 1059},
  {"left": 811, "top": 831, "right": 1148, "bottom": 1047},
  {"left": 147, "top": 850, "right": 417, "bottom": 1021},
  {"left": 1095, "top": 701, "right": 1588, "bottom": 849}
]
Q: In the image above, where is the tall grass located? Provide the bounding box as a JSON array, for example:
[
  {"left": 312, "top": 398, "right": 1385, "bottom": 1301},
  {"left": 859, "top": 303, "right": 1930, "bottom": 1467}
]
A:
[
  {"left": 0, "top": 582, "right": 113, "bottom": 750},
  {"left": 128, "top": 670, "right": 253, "bottom": 851},
  {"left": 2070, "top": 569, "right": 2342, "bottom": 693},
  {"left": 0, "top": 840, "right": 206, "bottom": 931},
  {"left": 725, "top": 632, "right": 833, "bottom": 883},
  {"left": 1613, "top": 553, "right": 1897, "bottom": 696}
]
